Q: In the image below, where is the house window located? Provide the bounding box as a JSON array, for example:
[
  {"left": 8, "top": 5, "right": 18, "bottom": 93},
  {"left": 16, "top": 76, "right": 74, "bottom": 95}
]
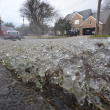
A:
[
  {"left": 89, "top": 20, "right": 92, "bottom": 25},
  {"left": 74, "top": 19, "right": 79, "bottom": 24}
]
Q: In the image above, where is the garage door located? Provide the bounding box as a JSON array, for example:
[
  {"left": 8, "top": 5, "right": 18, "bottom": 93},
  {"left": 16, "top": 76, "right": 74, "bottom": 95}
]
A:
[{"left": 83, "top": 28, "right": 95, "bottom": 35}]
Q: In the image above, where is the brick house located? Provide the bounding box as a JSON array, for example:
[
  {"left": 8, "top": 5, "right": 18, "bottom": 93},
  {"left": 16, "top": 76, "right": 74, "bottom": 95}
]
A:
[
  {"left": 79, "top": 15, "right": 103, "bottom": 35},
  {"left": 66, "top": 9, "right": 92, "bottom": 32},
  {"left": 66, "top": 9, "right": 110, "bottom": 35},
  {"left": 80, "top": 10, "right": 110, "bottom": 35}
]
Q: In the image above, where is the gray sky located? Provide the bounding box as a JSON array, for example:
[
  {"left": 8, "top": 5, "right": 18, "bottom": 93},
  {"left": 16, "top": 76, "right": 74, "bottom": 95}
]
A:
[{"left": 0, "top": 0, "right": 105, "bottom": 27}]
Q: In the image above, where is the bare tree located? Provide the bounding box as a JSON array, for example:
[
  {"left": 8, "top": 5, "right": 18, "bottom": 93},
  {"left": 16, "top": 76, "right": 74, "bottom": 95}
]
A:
[
  {"left": 20, "top": 0, "right": 57, "bottom": 37},
  {"left": 4, "top": 22, "right": 16, "bottom": 29},
  {"left": 0, "top": 16, "right": 3, "bottom": 26},
  {"left": 101, "top": 0, "right": 110, "bottom": 10}
]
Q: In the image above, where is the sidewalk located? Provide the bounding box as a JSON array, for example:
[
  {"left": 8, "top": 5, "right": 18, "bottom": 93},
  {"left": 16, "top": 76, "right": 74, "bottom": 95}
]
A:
[{"left": 0, "top": 63, "right": 54, "bottom": 110}]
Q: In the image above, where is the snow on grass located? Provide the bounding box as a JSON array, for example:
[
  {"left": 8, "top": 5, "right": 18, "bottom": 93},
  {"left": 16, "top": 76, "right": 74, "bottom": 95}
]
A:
[{"left": 0, "top": 38, "right": 110, "bottom": 105}]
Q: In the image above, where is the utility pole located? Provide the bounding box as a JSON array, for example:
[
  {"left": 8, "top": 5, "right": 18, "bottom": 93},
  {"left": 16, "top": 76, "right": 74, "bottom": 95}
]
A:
[
  {"left": 23, "top": 16, "right": 24, "bottom": 36},
  {"left": 0, "top": 15, "right": 1, "bottom": 26},
  {"left": 95, "top": 0, "right": 102, "bottom": 35}
]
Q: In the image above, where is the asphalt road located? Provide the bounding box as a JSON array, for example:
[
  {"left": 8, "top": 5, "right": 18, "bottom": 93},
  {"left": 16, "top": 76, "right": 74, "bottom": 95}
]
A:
[{"left": 0, "top": 63, "right": 54, "bottom": 110}]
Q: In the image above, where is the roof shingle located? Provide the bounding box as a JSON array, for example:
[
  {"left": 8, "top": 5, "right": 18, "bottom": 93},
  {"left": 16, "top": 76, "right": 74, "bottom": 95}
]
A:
[
  {"left": 78, "top": 9, "right": 91, "bottom": 18},
  {"left": 91, "top": 9, "right": 110, "bottom": 24}
]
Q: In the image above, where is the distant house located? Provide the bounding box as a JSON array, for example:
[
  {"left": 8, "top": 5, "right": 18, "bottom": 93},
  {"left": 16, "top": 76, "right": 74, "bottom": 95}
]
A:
[
  {"left": 65, "top": 9, "right": 110, "bottom": 35},
  {"left": 55, "top": 31, "right": 62, "bottom": 36},
  {"left": 48, "top": 28, "right": 54, "bottom": 35},
  {"left": 65, "top": 9, "right": 92, "bottom": 32},
  {"left": 80, "top": 10, "right": 110, "bottom": 35}
]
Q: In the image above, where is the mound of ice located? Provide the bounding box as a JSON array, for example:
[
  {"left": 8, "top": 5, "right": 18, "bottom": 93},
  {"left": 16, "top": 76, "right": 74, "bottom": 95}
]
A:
[{"left": 0, "top": 38, "right": 110, "bottom": 105}]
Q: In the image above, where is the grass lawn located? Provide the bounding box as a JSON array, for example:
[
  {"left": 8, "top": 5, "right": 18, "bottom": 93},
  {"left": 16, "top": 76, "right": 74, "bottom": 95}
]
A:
[
  {"left": 90, "top": 35, "right": 110, "bottom": 37},
  {"left": 24, "top": 35, "right": 73, "bottom": 39},
  {"left": 25, "top": 36, "right": 38, "bottom": 39}
]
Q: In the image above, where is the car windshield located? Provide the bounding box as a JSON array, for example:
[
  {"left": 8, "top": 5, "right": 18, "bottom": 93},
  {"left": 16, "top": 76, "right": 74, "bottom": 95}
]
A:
[{"left": 1, "top": 27, "right": 14, "bottom": 31}]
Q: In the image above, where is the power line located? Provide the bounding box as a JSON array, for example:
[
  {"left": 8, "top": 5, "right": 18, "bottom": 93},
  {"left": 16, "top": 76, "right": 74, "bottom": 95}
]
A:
[
  {"left": 52, "top": 0, "right": 87, "bottom": 26},
  {"left": 59, "top": 0, "right": 86, "bottom": 12},
  {"left": 59, "top": 0, "right": 85, "bottom": 11},
  {"left": 60, "top": 0, "right": 86, "bottom": 12}
]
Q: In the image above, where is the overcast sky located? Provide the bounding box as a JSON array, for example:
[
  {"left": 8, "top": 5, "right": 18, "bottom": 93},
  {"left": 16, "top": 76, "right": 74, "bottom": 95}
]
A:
[{"left": 0, "top": 0, "right": 105, "bottom": 27}]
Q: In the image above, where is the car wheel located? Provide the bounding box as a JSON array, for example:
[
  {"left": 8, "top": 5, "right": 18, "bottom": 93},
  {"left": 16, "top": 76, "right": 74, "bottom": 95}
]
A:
[{"left": 75, "top": 34, "right": 77, "bottom": 36}]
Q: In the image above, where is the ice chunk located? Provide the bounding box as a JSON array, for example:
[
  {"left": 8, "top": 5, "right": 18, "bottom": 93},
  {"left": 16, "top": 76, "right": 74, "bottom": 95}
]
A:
[
  {"left": 75, "top": 88, "right": 86, "bottom": 104},
  {"left": 39, "top": 69, "right": 45, "bottom": 77},
  {"left": 63, "top": 77, "right": 72, "bottom": 90},
  {"left": 90, "top": 94, "right": 100, "bottom": 104},
  {"left": 103, "top": 90, "right": 110, "bottom": 99},
  {"left": 89, "top": 78, "right": 99, "bottom": 90}
]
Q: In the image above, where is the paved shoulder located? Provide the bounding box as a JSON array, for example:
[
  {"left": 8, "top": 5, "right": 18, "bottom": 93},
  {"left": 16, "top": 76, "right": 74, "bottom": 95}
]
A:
[{"left": 0, "top": 63, "right": 54, "bottom": 110}]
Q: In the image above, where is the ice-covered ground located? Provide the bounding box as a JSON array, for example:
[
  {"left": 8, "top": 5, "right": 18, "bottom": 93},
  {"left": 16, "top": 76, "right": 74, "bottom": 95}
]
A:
[{"left": 0, "top": 38, "right": 110, "bottom": 106}]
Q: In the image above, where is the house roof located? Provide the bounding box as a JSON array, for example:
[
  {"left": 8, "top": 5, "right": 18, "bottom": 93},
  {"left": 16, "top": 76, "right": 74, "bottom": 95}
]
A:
[
  {"left": 65, "top": 14, "right": 71, "bottom": 20},
  {"left": 91, "top": 9, "right": 110, "bottom": 24},
  {"left": 80, "top": 16, "right": 103, "bottom": 27},
  {"left": 65, "top": 9, "right": 91, "bottom": 20},
  {"left": 78, "top": 9, "right": 91, "bottom": 18},
  {"left": 65, "top": 9, "right": 110, "bottom": 25}
]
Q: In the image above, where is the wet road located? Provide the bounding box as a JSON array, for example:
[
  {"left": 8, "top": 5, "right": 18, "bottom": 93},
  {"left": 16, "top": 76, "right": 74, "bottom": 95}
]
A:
[{"left": 0, "top": 63, "right": 54, "bottom": 110}]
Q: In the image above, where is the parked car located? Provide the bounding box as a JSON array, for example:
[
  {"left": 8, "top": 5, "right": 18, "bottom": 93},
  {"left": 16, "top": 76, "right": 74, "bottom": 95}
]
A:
[
  {"left": 66, "top": 30, "right": 77, "bottom": 36},
  {"left": 0, "top": 27, "right": 21, "bottom": 40},
  {"left": 85, "top": 30, "right": 90, "bottom": 35},
  {"left": 92, "top": 31, "right": 95, "bottom": 35}
]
